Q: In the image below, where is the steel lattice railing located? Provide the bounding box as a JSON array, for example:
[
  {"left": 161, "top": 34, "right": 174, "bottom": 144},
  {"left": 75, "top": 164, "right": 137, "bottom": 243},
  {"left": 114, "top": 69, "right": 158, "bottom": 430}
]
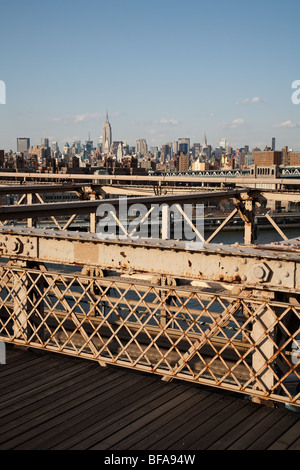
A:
[{"left": 0, "top": 263, "right": 299, "bottom": 406}]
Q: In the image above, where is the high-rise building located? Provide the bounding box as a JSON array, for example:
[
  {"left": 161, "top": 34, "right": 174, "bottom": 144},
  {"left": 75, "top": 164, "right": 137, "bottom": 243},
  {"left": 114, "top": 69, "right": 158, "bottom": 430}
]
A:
[
  {"left": 172, "top": 141, "right": 178, "bottom": 155},
  {"left": 51, "top": 141, "right": 60, "bottom": 156},
  {"left": 136, "top": 139, "right": 148, "bottom": 157},
  {"left": 272, "top": 138, "right": 276, "bottom": 151},
  {"left": 220, "top": 138, "right": 227, "bottom": 149},
  {"left": 161, "top": 144, "right": 172, "bottom": 162},
  {"left": 176, "top": 152, "right": 190, "bottom": 172},
  {"left": 178, "top": 138, "right": 190, "bottom": 153},
  {"left": 192, "top": 143, "right": 201, "bottom": 158},
  {"left": 17, "top": 138, "right": 30, "bottom": 154},
  {"left": 41, "top": 138, "right": 49, "bottom": 148},
  {"left": 102, "top": 111, "right": 112, "bottom": 154}
]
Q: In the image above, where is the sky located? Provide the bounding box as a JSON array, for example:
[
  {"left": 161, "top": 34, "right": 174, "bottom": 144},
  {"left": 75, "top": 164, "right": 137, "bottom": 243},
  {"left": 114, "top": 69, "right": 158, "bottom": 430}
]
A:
[{"left": 1, "top": 0, "right": 300, "bottom": 152}]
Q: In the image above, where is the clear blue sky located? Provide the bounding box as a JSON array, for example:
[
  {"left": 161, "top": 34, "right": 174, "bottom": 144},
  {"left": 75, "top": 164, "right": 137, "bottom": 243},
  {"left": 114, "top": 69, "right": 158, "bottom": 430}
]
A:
[{"left": 1, "top": 0, "right": 300, "bottom": 151}]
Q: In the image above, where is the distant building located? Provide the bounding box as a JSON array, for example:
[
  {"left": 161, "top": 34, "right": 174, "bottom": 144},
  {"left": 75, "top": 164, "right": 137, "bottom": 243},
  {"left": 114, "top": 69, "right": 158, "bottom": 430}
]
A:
[
  {"left": 17, "top": 137, "right": 30, "bottom": 154},
  {"left": 192, "top": 143, "right": 201, "bottom": 158},
  {"left": 281, "top": 146, "right": 289, "bottom": 166},
  {"left": 0, "top": 150, "right": 4, "bottom": 167},
  {"left": 289, "top": 152, "right": 300, "bottom": 166},
  {"left": 176, "top": 152, "right": 190, "bottom": 172},
  {"left": 41, "top": 138, "right": 49, "bottom": 148},
  {"left": 253, "top": 147, "right": 282, "bottom": 166},
  {"left": 178, "top": 138, "right": 190, "bottom": 154},
  {"left": 102, "top": 111, "right": 112, "bottom": 154},
  {"left": 272, "top": 138, "right": 276, "bottom": 151},
  {"left": 161, "top": 144, "right": 172, "bottom": 162},
  {"left": 51, "top": 141, "right": 59, "bottom": 153},
  {"left": 136, "top": 139, "right": 148, "bottom": 157}
]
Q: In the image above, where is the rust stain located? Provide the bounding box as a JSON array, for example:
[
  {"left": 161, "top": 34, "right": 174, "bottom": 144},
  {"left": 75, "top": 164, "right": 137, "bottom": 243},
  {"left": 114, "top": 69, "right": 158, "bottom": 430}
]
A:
[{"left": 120, "top": 252, "right": 127, "bottom": 258}]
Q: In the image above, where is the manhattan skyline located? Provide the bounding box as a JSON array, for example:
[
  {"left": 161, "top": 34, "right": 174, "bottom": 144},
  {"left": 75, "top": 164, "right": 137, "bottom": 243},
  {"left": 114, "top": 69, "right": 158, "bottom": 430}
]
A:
[{"left": 1, "top": 0, "right": 300, "bottom": 152}]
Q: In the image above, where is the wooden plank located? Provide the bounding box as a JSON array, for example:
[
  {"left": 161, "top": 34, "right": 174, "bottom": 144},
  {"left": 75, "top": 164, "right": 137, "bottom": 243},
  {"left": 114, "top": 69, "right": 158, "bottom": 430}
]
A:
[
  {"left": 0, "top": 370, "right": 144, "bottom": 450},
  {"left": 228, "top": 408, "right": 292, "bottom": 450},
  {"left": 40, "top": 379, "right": 167, "bottom": 450},
  {"left": 189, "top": 400, "right": 252, "bottom": 450},
  {"left": 208, "top": 405, "right": 274, "bottom": 450},
  {"left": 54, "top": 381, "right": 183, "bottom": 450},
  {"left": 0, "top": 346, "right": 299, "bottom": 450},
  {"left": 148, "top": 393, "right": 234, "bottom": 450},
  {"left": 268, "top": 422, "right": 300, "bottom": 450},
  {"left": 248, "top": 414, "right": 300, "bottom": 450},
  {"left": 167, "top": 395, "right": 244, "bottom": 450},
  {"left": 112, "top": 389, "right": 208, "bottom": 450},
  {"left": 0, "top": 364, "right": 116, "bottom": 427},
  {"left": 89, "top": 385, "right": 205, "bottom": 450}
]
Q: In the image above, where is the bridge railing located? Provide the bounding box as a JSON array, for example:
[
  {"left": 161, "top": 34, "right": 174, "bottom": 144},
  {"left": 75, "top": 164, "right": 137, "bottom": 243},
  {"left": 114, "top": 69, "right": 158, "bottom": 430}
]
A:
[{"left": 0, "top": 260, "right": 299, "bottom": 407}]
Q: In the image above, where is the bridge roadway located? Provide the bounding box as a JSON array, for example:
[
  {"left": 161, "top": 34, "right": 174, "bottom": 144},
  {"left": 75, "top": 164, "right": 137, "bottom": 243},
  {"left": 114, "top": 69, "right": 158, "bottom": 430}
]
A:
[
  {"left": 0, "top": 344, "right": 299, "bottom": 451},
  {"left": 0, "top": 170, "right": 300, "bottom": 188}
]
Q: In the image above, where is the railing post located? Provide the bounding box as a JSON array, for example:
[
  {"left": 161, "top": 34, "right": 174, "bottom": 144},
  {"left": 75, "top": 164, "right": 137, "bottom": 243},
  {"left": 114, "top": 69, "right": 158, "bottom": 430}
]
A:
[
  {"left": 251, "top": 303, "right": 277, "bottom": 402},
  {"left": 12, "top": 261, "right": 29, "bottom": 341},
  {"left": 89, "top": 192, "right": 97, "bottom": 233}
]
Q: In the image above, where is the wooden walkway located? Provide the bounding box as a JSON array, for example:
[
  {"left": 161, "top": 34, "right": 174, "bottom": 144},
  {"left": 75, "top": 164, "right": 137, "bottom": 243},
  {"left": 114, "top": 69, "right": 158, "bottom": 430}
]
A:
[{"left": 0, "top": 344, "right": 299, "bottom": 451}]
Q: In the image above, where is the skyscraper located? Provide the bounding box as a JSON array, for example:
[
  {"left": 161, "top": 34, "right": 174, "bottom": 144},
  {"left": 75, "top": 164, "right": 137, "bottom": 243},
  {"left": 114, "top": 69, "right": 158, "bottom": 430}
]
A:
[
  {"left": 17, "top": 137, "right": 30, "bottom": 154},
  {"left": 136, "top": 139, "right": 148, "bottom": 157},
  {"left": 41, "top": 138, "right": 49, "bottom": 148},
  {"left": 102, "top": 111, "right": 112, "bottom": 154}
]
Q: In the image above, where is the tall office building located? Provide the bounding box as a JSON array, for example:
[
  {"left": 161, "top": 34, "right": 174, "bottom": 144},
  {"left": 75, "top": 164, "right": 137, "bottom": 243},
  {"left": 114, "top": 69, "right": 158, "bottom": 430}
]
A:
[
  {"left": 41, "top": 138, "right": 49, "bottom": 148},
  {"left": 17, "top": 138, "right": 30, "bottom": 154},
  {"left": 178, "top": 138, "right": 190, "bottom": 153},
  {"left": 272, "top": 138, "right": 276, "bottom": 151},
  {"left": 51, "top": 141, "right": 59, "bottom": 153},
  {"left": 136, "top": 139, "right": 148, "bottom": 156},
  {"left": 102, "top": 111, "right": 112, "bottom": 154}
]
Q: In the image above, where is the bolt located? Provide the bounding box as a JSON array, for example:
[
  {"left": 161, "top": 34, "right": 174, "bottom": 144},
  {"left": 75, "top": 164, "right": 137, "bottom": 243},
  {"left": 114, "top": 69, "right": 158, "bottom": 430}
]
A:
[{"left": 253, "top": 265, "right": 266, "bottom": 280}]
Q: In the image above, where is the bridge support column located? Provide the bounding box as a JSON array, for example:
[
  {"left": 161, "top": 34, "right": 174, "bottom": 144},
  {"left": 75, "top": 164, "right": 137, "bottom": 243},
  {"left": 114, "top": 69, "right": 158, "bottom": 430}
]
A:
[
  {"left": 89, "top": 192, "right": 97, "bottom": 233},
  {"left": 27, "top": 193, "right": 37, "bottom": 228},
  {"left": 235, "top": 193, "right": 256, "bottom": 245}
]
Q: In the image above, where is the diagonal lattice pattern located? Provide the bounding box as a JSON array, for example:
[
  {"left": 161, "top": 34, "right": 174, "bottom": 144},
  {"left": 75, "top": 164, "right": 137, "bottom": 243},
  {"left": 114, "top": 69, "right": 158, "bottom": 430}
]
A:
[{"left": 0, "top": 264, "right": 299, "bottom": 406}]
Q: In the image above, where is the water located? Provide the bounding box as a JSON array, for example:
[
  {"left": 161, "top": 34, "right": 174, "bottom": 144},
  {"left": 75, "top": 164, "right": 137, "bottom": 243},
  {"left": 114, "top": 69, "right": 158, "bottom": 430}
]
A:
[{"left": 208, "top": 227, "right": 300, "bottom": 245}]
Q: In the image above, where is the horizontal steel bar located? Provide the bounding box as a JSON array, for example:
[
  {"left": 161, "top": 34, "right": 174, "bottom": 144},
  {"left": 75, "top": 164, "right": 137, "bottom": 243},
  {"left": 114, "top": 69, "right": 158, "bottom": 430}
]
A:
[
  {"left": 0, "top": 183, "right": 93, "bottom": 195},
  {"left": 0, "top": 189, "right": 248, "bottom": 221},
  {"left": 0, "top": 226, "right": 299, "bottom": 292},
  {"left": 0, "top": 171, "right": 299, "bottom": 186}
]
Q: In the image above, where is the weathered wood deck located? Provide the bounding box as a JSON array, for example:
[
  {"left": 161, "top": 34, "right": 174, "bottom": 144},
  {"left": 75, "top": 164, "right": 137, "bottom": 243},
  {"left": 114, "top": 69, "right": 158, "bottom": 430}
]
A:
[{"left": 0, "top": 345, "right": 299, "bottom": 451}]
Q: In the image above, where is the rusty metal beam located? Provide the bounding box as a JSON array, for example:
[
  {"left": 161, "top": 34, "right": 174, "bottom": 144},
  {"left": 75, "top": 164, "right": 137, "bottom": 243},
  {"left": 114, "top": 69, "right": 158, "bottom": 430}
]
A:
[
  {"left": 0, "top": 183, "right": 93, "bottom": 195},
  {"left": 0, "top": 225, "right": 299, "bottom": 293},
  {"left": 0, "top": 188, "right": 249, "bottom": 221}
]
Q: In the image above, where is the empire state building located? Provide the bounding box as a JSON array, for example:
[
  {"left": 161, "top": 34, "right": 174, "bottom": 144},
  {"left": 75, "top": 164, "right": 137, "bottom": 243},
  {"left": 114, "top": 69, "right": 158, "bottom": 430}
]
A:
[{"left": 102, "top": 111, "right": 112, "bottom": 154}]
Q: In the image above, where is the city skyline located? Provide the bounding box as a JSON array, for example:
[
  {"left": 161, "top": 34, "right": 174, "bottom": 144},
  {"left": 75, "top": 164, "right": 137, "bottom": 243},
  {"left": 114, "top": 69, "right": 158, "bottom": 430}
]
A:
[{"left": 1, "top": 1, "right": 300, "bottom": 151}]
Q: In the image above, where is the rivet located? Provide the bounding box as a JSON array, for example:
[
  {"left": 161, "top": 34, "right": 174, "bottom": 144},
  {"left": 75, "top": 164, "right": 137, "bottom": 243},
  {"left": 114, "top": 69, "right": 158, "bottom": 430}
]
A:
[{"left": 242, "top": 275, "right": 247, "bottom": 281}]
